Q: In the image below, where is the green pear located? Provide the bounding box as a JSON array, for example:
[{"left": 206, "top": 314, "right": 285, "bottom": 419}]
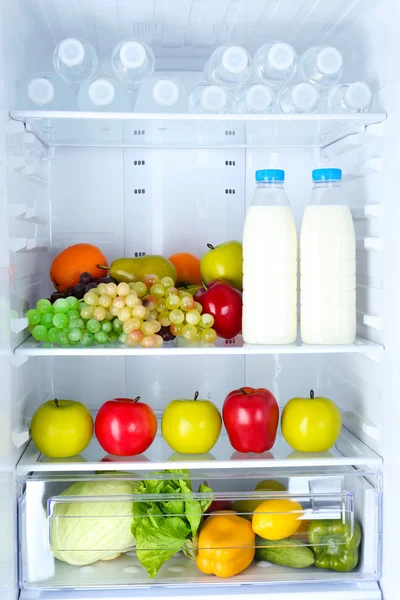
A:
[{"left": 200, "top": 241, "right": 243, "bottom": 290}]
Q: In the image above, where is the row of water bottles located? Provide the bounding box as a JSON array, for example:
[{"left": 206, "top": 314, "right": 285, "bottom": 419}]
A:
[
  {"left": 19, "top": 38, "right": 182, "bottom": 112},
  {"left": 18, "top": 37, "right": 372, "bottom": 115},
  {"left": 193, "top": 42, "right": 372, "bottom": 114}
]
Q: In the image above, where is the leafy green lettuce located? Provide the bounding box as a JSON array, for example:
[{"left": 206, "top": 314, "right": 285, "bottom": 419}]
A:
[{"left": 131, "top": 470, "right": 213, "bottom": 577}]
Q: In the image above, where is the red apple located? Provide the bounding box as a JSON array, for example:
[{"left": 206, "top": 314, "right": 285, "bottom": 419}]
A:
[
  {"left": 95, "top": 397, "right": 157, "bottom": 456},
  {"left": 208, "top": 499, "right": 233, "bottom": 513},
  {"left": 223, "top": 387, "right": 279, "bottom": 453},
  {"left": 194, "top": 280, "right": 242, "bottom": 339}
]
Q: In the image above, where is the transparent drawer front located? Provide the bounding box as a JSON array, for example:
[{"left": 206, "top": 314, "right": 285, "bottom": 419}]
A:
[{"left": 20, "top": 470, "right": 381, "bottom": 590}]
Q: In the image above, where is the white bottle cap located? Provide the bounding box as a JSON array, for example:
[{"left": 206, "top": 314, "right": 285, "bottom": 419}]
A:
[
  {"left": 316, "top": 46, "right": 343, "bottom": 75},
  {"left": 268, "top": 43, "right": 295, "bottom": 71},
  {"left": 246, "top": 84, "right": 273, "bottom": 112},
  {"left": 344, "top": 82, "right": 372, "bottom": 110},
  {"left": 201, "top": 85, "right": 228, "bottom": 112},
  {"left": 221, "top": 46, "right": 249, "bottom": 74},
  {"left": 119, "top": 41, "right": 146, "bottom": 70},
  {"left": 292, "top": 83, "right": 318, "bottom": 110},
  {"left": 153, "top": 79, "right": 179, "bottom": 106},
  {"left": 88, "top": 79, "right": 115, "bottom": 106},
  {"left": 27, "top": 78, "right": 54, "bottom": 106},
  {"left": 58, "top": 38, "right": 85, "bottom": 67}
]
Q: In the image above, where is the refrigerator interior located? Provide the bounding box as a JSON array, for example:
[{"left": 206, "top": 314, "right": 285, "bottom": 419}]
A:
[{"left": 1, "top": 0, "right": 399, "bottom": 599}]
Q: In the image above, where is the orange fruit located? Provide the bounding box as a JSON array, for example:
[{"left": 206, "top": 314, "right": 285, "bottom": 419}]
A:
[
  {"left": 168, "top": 252, "right": 202, "bottom": 286},
  {"left": 50, "top": 243, "right": 108, "bottom": 292}
]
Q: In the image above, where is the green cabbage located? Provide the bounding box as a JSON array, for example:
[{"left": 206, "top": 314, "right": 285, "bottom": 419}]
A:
[{"left": 49, "top": 480, "right": 139, "bottom": 566}]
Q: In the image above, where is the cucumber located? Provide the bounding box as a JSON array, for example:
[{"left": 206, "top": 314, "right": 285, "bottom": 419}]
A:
[{"left": 255, "top": 537, "right": 314, "bottom": 569}]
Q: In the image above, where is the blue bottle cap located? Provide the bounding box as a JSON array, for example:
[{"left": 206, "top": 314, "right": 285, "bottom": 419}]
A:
[
  {"left": 256, "top": 169, "right": 285, "bottom": 182},
  {"left": 312, "top": 168, "right": 342, "bottom": 182}
]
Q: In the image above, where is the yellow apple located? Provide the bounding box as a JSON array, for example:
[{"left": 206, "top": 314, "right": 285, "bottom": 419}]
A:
[
  {"left": 30, "top": 399, "right": 93, "bottom": 458},
  {"left": 162, "top": 392, "right": 222, "bottom": 454},
  {"left": 281, "top": 390, "right": 342, "bottom": 452}
]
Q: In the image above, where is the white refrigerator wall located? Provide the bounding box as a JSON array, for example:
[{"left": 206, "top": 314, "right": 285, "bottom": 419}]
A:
[{"left": 1, "top": 0, "right": 399, "bottom": 599}]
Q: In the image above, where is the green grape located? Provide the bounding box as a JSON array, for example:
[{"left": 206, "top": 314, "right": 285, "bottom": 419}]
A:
[
  {"left": 200, "top": 313, "right": 214, "bottom": 329},
  {"left": 182, "top": 323, "right": 197, "bottom": 341},
  {"left": 47, "top": 327, "right": 59, "bottom": 343},
  {"left": 180, "top": 295, "right": 194, "bottom": 311},
  {"left": 132, "top": 282, "right": 147, "bottom": 297},
  {"left": 27, "top": 309, "right": 41, "bottom": 326},
  {"left": 79, "top": 301, "right": 87, "bottom": 311},
  {"left": 67, "top": 309, "right": 80, "bottom": 320},
  {"left": 70, "top": 318, "right": 84, "bottom": 330},
  {"left": 165, "top": 294, "right": 181, "bottom": 310},
  {"left": 32, "top": 325, "right": 48, "bottom": 341},
  {"left": 87, "top": 318, "right": 101, "bottom": 333},
  {"left": 186, "top": 310, "right": 201, "bottom": 326},
  {"left": 40, "top": 312, "right": 54, "bottom": 329},
  {"left": 101, "top": 320, "right": 113, "bottom": 333},
  {"left": 84, "top": 292, "right": 99, "bottom": 306},
  {"left": 81, "top": 305, "right": 95, "bottom": 320},
  {"left": 119, "top": 332, "right": 128, "bottom": 344},
  {"left": 150, "top": 284, "right": 165, "bottom": 299},
  {"left": 202, "top": 328, "right": 217, "bottom": 343},
  {"left": 68, "top": 328, "right": 82, "bottom": 342},
  {"left": 107, "top": 332, "right": 118, "bottom": 344},
  {"left": 56, "top": 330, "right": 69, "bottom": 346},
  {"left": 170, "top": 309, "right": 185, "bottom": 325},
  {"left": 160, "top": 277, "right": 175, "bottom": 289},
  {"left": 81, "top": 332, "right": 94, "bottom": 346},
  {"left": 52, "top": 313, "right": 69, "bottom": 329},
  {"left": 94, "top": 330, "right": 108, "bottom": 344},
  {"left": 36, "top": 298, "right": 52, "bottom": 314},
  {"left": 53, "top": 298, "right": 69, "bottom": 314},
  {"left": 112, "top": 319, "right": 123, "bottom": 334},
  {"left": 66, "top": 296, "right": 79, "bottom": 309}
]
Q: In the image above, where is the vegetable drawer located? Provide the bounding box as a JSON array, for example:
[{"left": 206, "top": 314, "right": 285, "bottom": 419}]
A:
[{"left": 19, "top": 468, "right": 381, "bottom": 590}]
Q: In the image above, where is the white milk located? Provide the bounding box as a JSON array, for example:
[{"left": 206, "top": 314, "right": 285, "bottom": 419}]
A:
[
  {"left": 300, "top": 173, "right": 356, "bottom": 344},
  {"left": 243, "top": 174, "right": 297, "bottom": 344}
]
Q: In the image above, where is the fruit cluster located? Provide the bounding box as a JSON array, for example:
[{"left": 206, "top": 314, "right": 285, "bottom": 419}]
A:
[
  {"left": 28, "top": 274, "right": 217, "bottom": 348},
  {"left": 50, "top": 271, "right": 118, "bottom": 302}
]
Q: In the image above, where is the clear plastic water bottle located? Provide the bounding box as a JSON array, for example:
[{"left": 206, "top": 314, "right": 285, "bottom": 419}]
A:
[
  {"left": 53, "top": 38, "right": 98, "bottom": 85},
  {"left": 252, "top": 42, "right": 297, "bottom": 87},
  {"left": 78, "top": 77, "right": 130, "bottom": 112},
  {"left": 324, "top": 82, "right": 372, "bottom": 114},
  {"left": 111, "top": 40, "right": 155, "bottom": 85},
  {"left": 233, "top": 83, "right": 274, "bottom": 114},
  {"left": 277, "top": 83, "right": 320, "bottom": 114},
  {"left": 205, "top": 45, "right": 251, "bottom": 90},
  {"left": 189, "top": 84, "right": 233, "bottom": 114},
  {"left": 135, "top": 77, "right": 187, "bottom": 113},
  {"left": 17, "top": 73, "right": 77, "bottom": 110},
  {"left": 298, "top": 46, "right": 343, "bottom": 89}
]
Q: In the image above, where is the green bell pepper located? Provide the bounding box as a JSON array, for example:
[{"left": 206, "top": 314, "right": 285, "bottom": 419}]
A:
[{"left": 307, "top": 520, "right": 362, "bottom": 572}]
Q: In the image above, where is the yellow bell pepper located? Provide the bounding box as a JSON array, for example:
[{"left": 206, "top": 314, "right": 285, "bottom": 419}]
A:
[{"left": 196, "top": 511, "right": 255, "bottom": 578}]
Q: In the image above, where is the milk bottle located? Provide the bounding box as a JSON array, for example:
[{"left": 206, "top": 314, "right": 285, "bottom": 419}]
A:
[
  {"left": 243, "top": 170, "right": 297, "bottom": 344},
  {"left": 300, "top": 168, "right": 356, "bottom": 344}
]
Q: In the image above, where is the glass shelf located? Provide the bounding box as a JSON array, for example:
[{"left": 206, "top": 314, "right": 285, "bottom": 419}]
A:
[
  {"left": 15, "top": 335, "right": 384, "bottom": 357},
  {"left": 10, "top": 110, "right": 386, "bottom": 148}
]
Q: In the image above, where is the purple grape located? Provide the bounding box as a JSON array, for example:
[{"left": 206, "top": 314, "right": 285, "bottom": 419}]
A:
[
  {"left": 85, "top": 282, "right": 97, "bottom": 292},
  {"left": 73, "top": 282, "right": 86, "bottom": 299},
  {"left": 64, "top": 287, "right": 73, "bottom": 297},
  {"left": 79, "top": 272, "right": 93, "bottom": 285},
  {"left": 159, "top": 326, "right": 175, "bottom": 342},
  {"left": 109, "top": 277, "right": 118, "bottom": 284},
  {"left": 97, "top": 277, "right": 109, "bottom": 284},
  {"left": 50, "top": 292, "right": 64, "bottom": 304}
]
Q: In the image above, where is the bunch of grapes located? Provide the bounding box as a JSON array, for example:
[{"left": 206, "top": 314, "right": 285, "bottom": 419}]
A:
[
  {"left": 27, "top": 274, "right": 217, "bottom": 348},
  {"left": 50, "top": 272, "right": 118, "bottom": 303}
]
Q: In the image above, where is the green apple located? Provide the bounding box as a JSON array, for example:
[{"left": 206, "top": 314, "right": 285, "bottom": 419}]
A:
[
  {"left": 162, "top": 392, "right": 222, "bottom": 454},
  {"left": 31, "top": 399, "right": 93, "bottom": 458},
  {"left": 200, "top": 241, "right": 243, "bottom": 290}
]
